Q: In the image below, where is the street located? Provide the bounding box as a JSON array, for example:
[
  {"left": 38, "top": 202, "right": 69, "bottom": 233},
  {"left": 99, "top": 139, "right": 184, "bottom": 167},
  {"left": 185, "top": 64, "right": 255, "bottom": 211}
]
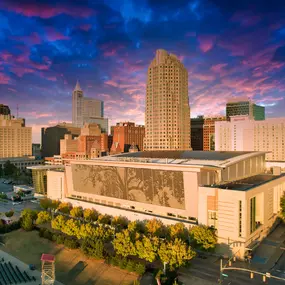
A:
[{"left": 179, "top": 254, "right": 285, "bottom": 285}]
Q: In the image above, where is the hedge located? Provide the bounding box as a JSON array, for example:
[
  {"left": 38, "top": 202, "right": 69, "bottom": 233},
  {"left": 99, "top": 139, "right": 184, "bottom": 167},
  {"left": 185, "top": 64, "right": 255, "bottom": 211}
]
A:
[{"left": 0, "top": 221, "right": 21, "bottom": 234}]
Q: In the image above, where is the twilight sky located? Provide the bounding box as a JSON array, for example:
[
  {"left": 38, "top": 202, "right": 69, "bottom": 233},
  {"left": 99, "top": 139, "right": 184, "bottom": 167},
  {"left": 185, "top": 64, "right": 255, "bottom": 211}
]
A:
[{"left": 1, "top": 0, "right": 285, "bottom": 143}]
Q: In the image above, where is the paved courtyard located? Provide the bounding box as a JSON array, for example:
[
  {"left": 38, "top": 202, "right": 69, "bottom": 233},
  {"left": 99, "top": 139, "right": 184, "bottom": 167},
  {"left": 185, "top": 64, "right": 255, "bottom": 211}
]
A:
[{"left": 1, "top": 230, "right": 138, "bottom": 285}]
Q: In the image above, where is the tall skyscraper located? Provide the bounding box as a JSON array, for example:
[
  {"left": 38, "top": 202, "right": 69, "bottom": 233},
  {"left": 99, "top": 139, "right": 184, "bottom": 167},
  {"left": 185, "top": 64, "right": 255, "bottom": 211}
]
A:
[
  {"left": 226, "top": 98, "right": 265, "bottom": 121},
  {"left": 72, "top": 81, "right": 108, "bottom": 131},
  {"left": 144, "top": 49, "right": 191, "bottom": 150}
]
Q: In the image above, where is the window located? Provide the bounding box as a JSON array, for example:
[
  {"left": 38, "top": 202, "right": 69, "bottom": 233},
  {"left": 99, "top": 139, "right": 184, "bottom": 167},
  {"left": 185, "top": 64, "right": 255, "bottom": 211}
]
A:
[
  {"left": 239, "top": 200, "right": 242, "bottom": 237},
  {"left": 208, "top": 210, "right": 217, "bottom": 229},
  {"left": 250, "top": 197, "right": 256, "bottom": 234}
]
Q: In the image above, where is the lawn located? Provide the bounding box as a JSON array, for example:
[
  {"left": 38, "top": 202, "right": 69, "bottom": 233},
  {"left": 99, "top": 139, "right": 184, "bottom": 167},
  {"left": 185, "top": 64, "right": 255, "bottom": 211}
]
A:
[{"left": 1, "top": 229, "right": 138, "bottom": 285}]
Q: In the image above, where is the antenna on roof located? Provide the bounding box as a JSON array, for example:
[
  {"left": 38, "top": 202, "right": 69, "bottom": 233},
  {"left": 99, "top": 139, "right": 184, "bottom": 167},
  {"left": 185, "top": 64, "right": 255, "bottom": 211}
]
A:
[{"left": 16, "top": 104, "right": 19, "bottom": 118}]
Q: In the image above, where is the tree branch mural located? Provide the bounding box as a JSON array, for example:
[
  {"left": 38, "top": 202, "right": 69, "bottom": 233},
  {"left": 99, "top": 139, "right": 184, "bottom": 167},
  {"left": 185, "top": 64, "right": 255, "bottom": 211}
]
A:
[{"left": 72, "top": 164, "right": 185, "bottom": 209}]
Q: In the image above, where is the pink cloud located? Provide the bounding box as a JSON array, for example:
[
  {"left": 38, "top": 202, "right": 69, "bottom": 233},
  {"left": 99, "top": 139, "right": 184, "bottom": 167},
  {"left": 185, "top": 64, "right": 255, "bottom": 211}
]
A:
[
  {"left": 45, "top": 28, "right": 69, "bottom": 41},
  {"left": 10, "top": 67, "right": 34, "bottom": 77},
  {"left": 10, "top": 32, "right": 42, "bottom": 45},
  {"left": 0, "top": 72, "right": 10, "bottom": 84},
  {"left": 8, "top": 88, "right": 17, "bottom": 92},
  {"left": 5, "top": 3, "right": 94, "bottom": 19},
  {"left": 210, "top": 63, "right": 228, "bottom": 74},
  {"left": 198, "top": 35, "right": 216, "bottom": 53}
]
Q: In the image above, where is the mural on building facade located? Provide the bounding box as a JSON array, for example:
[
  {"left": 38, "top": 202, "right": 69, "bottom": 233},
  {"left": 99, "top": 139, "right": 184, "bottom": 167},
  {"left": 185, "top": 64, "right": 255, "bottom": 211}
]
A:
[{"left": 72, "top": 164, "right": 185, "bottom": 209}]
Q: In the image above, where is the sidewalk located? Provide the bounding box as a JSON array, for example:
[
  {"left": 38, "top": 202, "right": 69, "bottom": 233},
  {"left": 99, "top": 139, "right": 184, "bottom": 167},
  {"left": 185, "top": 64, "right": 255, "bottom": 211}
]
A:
[{"left": 0, "top": 250, "right": 64, "bottom": 285}]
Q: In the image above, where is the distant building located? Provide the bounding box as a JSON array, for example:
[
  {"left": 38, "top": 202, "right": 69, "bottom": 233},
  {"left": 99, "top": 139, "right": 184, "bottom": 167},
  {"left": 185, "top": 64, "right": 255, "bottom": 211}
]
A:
[
  {"left": 110, "top": 122, "right": 145, "bottom": 154},
  {"left": 59, "top": 123, "right": 108, "bottom": 158},
  {"left": 0, "top": 156, "right": 43, "bottom": 172},
  {"left": 215, "top": 116, "right": 285, "bottom": 161},
  {"left": 226, "top": 98, "right": 265, "bottom": 121},
  {"left": 32, "top": 144, "right": 41, "bottom": 158},
  {"left": 0, "top": 114, "right": 32, "bottom": 158},
  {"left": 144, "top": 49, "right": 191, "bottom": 150},
  {"left": 203, "top": 116, "right": 227, "bottom": 151},
  {"left": 41, "top": 123, "right": 81, "bottom": 158},
  {"left": 191, "top": 116, "right": 204, "bottom": 151},
  {"left": 0, "top": 104, "right": 11, "bottom": 116},
  {"left": 72, "top": 81, "right": 108, "bottom": 132}
]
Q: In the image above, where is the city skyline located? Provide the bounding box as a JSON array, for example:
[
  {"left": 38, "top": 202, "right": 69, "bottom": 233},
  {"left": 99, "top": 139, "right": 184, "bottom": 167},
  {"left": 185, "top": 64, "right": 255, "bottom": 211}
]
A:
[{"left": 1, "top": 0, "right": 285, "bottom": 143}]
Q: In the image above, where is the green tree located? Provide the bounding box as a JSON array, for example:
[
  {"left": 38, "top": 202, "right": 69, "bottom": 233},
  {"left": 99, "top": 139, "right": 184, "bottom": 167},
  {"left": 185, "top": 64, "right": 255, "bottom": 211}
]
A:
[
  {"left": 21, "top": 209, "right": 37, "bottom": 231},
  {"left": 5, "top": 210, "right": 14, "bottom": 218},
  {"left": 145, "top": 219, "right": 166, "bottom": 237},
  {"left": 40, "top": 198, "right": 52, "bottom": 210},
  {"left": 113, "top": 229, "right": 138, "bottom": 257},
  {"left": 136, "top": 236, "right": 160, "bottom": 262},
  {"left": 281, "top": 194, "right": 285, "bottom": 220},
  {"left": 57, "top": 202, "right": 71, "bottom": 214},
  {"left": 77, "top": 223, "right": 96, "bottom": 240},
  {"left": 94, "top": 225, "right": 115, "bottom": 241},
  {"left": 36, "top": 211, "right": 51, "bottom": 225},
  {"left": 51, "top": 200, "right": 61, "bottom": 210},
  {"left": 62, "top": 218, "right": 80, "bottom": 237},
  {"left": 83, "top": 208, "right": 98, "bottom": 222},
  {"left": 158, "top": 238, "right": 195, "bottom": 269},
  {"left": 51, "top": 215, "right": 66, "bottom": 231},
  {"left": 81, "top": 238, "right": 104, "bottom": 259},
  {"left": 128, "top": 221, "right": 145, "bottom": 233},
  {"left": 70, "top": 206, "right": 83, "bottom": 218},
  {"left": 21, "top": 215, "right": 34, "bottom": 231},
  {"left": 111, "top": 216, "right": 129, "bottom": 229},
  {"left": 169, "top": 223, "right": 189, "bottom": 241},
  {"left": 3, "top": 160, "right": 17, "bottom": 177},
  {"left": 97, "top": 214, "right": 112, "bottom": 225},
  {"left": 189, "top": 225, "right": 217, "bottom": 251},
  {"left": 21, "top": 209, "right": 38, "bottom": 220}
]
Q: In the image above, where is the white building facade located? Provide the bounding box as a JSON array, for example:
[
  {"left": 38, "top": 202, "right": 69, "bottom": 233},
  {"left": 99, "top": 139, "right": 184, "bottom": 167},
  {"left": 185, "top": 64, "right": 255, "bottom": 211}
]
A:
[
  {"left": 215, "top": 116, "right": 285, "bottom": 161},
  {"left": 45, "top": 151, "right": 285, "bottom": 258},
  {"left": 72, "top": 81, "right": 107, "bottom": 131}
]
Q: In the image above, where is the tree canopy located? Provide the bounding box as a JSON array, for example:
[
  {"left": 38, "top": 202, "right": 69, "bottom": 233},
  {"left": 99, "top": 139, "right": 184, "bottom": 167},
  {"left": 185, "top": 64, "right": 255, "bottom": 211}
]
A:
[
  {"left": 281, "top": 194, "right": 285, "bottom": 221},
  {"left": 189, "top": 225, "right": 217, "bottom": 251}
]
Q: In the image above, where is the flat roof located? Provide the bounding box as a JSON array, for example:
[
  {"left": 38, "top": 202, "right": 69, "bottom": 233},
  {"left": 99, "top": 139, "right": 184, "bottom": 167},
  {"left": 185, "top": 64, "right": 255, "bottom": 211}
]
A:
[
  {"left": 95, "top": 151, "right": 267, "bottom": 168},
  {"left": 216, "top": 173, "right": 285, "bottom": 191},
  {"left": 115, "top": 151, "right": 252, "bottom": 160},
  {"left": 27, "top": 165, "right": 65, "bottom": 170}
]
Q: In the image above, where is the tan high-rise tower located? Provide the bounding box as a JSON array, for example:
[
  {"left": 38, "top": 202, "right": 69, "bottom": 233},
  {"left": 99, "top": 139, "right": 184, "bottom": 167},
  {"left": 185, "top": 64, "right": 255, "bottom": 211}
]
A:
[{"left": 144, "top": 49, "right": 191, "bottom": 151}]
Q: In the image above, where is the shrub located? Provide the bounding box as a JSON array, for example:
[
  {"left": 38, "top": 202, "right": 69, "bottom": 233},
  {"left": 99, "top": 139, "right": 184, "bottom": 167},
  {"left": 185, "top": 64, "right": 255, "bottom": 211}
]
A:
[
  {"left": 70, "top": 207, "right": 83, "bottom": 218},
  {"left": 0, "top": 193, "right": 7, "bottom": 199},
  {"left": 39, "top": 228, "right": 46, "bottom": 237},
  {"left": 118, "top": 257, "right": 128, "bottom": 269},
  {"left": 83, "top": 208, "right": 98, "bottom": 222},
  {"left": 52, "top": 234, "right": 58, "bottom": 242},
  {"left": 97, "top": 214, "right": 112, "bottom": 225},
  {"left": 110, "top": 255, "right": 120, "bottom": 266},
  {"left": 40, "top": 198, "right": 52, "bottom": 210},
  {"left": 51, "top": 215, "right": 66, "bottom": 231},
  {"left": 43, "top": 230, "right": 53, "bottom": 241},
  {"left": 125, "top": 259, "right": 136, "bottom": 272},
  {"left": 57, "top": 202, "right": 71, "bottom": 214},
  {"left": 21, "top": 215, "right": 34, "bottom": 231},
  {"left": 36, "top": 211, "right": 51, "bottom": 225},
  {"left": 64, "top": 238, "right": 79, "bottom": 249},
  {"left": 5, "top": 210, "right": 14, "bottom": 218},
  {"left": 56, "top": 235, "right": 65, "bottom": 245},
  {"left": 135, "top": 263, "right": 146, "bottom": 275},
  {"left": 0, "top": 221, "right": 20, "bottom": 234},
  {"left": 81, "top": 238, "right": 104, "bottom": 259}
]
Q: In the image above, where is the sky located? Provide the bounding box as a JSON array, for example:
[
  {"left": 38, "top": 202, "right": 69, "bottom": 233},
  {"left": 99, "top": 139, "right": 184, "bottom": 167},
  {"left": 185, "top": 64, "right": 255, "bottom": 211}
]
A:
[{"left": 1, "top": 0, "right": 285, "bottom": 143}]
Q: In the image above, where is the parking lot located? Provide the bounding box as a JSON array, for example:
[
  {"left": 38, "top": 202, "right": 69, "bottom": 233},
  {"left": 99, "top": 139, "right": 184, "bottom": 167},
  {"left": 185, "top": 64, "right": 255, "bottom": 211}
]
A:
[{"left": 0, "top": 179, "right": 41, "bottom": 217}]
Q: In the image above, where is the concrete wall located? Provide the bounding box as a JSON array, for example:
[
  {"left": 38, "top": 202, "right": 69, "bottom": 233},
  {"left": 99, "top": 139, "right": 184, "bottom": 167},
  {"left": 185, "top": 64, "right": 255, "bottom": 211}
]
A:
[{"left": 47, "top": 170, "right": 65, "bottom": 200}]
